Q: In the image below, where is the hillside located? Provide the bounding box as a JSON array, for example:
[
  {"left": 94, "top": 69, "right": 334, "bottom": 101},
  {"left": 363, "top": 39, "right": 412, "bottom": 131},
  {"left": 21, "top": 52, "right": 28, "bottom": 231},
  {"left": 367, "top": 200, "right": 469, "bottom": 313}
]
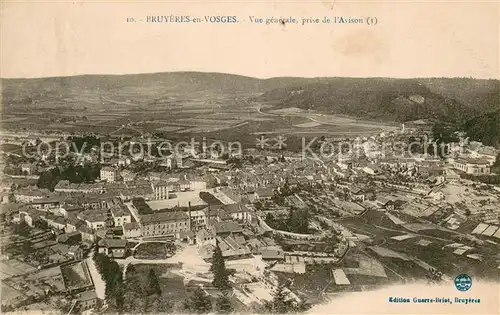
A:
[
  {"left": 463, "top": 110, "right": 500, "bottom": 147},
  {"left": 419, "top": 78, "right": 500, "bottom": 113},
  {"left": 257, "top": 78, "right": 489, "bottom": 123},
  {"left": 2, "top": 73, "right": 498, "bottom": 124},
  {"left": 1, "top": 72, "right": 324, "bottom": 107}
]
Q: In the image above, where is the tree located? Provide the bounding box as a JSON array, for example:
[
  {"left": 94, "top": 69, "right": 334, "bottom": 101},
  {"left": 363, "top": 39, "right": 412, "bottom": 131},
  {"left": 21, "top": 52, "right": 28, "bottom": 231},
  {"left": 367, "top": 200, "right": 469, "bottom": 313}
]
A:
[
  {"left": 254, "top": 201, "right": 263, "bottom": 210},
  {"left": 147, "top": 268, "right": 162, "bottom": 296},
  {"left": 264, "top": 284, "right": 294, "bottom": 314},
  {"left": 211, "top": 246, "right": 230, "bottom": 291},
  {"left": 492, "top": 152, "right": 500, "bottom": 174},
  {"left": 145, "top": 295, "right": 171, "bottom": 313},
  {"left": 14, "top": 222, "right": 31, "bottom": 238},
  {"left": 184, "top": 287, "right": 212, "bottom": 314},
  {"left": 286, "top": 208, "right": 310, "bottom": 234},
  {"left": 426, "top": 268, "right": 443, "bottom": 284},
  {"left": 93, "top": 253, "right": 124, "bottom": 310},
  {"left": 215, "top": 293, "right": 233, "bottom": 314}
]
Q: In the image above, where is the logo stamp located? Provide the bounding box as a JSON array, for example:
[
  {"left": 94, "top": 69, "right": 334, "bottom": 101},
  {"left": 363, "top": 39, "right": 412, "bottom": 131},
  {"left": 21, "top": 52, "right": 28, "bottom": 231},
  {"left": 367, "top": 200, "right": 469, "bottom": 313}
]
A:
[{"left": 454, "top": 274, "right": 472, "bottom": 292}]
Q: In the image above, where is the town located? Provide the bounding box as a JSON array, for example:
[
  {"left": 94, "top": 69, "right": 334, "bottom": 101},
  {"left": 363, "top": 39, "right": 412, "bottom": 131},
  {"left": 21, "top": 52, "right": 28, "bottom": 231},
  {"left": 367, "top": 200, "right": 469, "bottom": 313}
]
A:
[{"left": 1, "top": 118, "right": 500, "bottom": 314}]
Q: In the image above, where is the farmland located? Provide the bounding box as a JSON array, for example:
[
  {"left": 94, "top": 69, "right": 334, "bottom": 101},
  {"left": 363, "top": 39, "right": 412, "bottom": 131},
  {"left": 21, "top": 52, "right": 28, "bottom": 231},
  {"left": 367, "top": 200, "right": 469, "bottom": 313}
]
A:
[{"left": 1, "top": 73, "right": 397, "bottom": 152}]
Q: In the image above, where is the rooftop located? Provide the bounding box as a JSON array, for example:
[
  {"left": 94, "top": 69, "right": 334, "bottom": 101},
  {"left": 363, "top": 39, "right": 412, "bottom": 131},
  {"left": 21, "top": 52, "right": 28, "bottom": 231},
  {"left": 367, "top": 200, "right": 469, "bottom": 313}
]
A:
[
  {"left": 140, "top": 211, "right": 189, "bottom": 224},
  {"left": 213, "top": 221, "right": 243, "bottom": 235},
  {"left": 110, "top": 203, "right": 131, "bottom": 218},
  {"left": 98, "top": 238, "right": 127, "bottom": 248},
  {"left": 78, "top": 290, "right": 97, "bottom": 302},
  {"left": 123, "top": 222, "right": 140, "bottom": 230}
]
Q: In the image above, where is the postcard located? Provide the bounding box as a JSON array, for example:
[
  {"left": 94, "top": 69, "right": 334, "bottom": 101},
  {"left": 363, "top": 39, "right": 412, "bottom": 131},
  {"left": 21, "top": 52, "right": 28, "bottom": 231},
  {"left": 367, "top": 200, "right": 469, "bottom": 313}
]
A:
[{"left": 0, "top": 1, "right": 499, "bottom": 314}]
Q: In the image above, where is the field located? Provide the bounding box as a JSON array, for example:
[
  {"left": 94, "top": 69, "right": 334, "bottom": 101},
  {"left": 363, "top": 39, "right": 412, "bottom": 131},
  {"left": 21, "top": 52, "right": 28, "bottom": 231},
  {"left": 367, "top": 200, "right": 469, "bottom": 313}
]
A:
[
  {"left": 133, "top": 264, "right": 187, "bottom": 301},
  {"left": 60, "top": 261, "right": 93, "bottom": 291},
  {"left": 0, "top": 259, "right": 37, "bottom": 280},
  {"left": 1, "top": 83, "right": 397, "bottom": 152},
  {"left": 134, "top": 242, "right": 177, "bottom": 259}
]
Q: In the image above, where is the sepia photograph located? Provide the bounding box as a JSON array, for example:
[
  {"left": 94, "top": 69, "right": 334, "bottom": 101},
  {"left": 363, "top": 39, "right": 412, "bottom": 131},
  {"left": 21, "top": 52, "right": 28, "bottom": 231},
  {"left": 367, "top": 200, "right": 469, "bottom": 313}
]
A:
[{"left": 0, "top": 1, "right": 499, "bottom": 314}]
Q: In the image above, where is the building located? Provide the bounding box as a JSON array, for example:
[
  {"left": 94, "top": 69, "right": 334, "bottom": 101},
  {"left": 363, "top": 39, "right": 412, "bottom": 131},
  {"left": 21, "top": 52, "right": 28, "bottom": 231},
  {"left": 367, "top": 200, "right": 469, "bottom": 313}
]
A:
[
  {"left": 76, "top": 290, "right": 98, "bottom": 311},
  {"left": 196, "top": 229, "right": 216, "bottom": 248},
  {"left": 254, "top": 188, "right": 274, "bottom": 201},
  {"left": 120, "top": 169, "right": 136, "bottom": 181},
  {"left": 222, "top": 203, "right": 252, "bottom": 222},
  {"left": 100, "top": 166, "right": 119, "bottom": 182},
  {"left": 348, "top": 187, "right": 365, "bottom": 202},
  {"left": 110, "top": 202, "right": 132, "bottom": 227},
  {"left": 452, "top": 158, "right": 491, "bottom": 175},
  {"left": 376, "top": 196, "right": 396, "bottom": 210},
  {"left": 211, "top": 221, "right": 243, "bottom": 237},
  {"left": 30, "top": 198, "right": 61, "bottom": 210},
  {"left": 78, "top": 226, "right": 96, "bottom": 243},
  {"left": 66, "top": 217, "right": 86, "bottom": 233},
  {"left": 45, "top": 215, "right": 67, "bottom": 230},
  {"left": 21, "top": 163, "right": 36, "bottom": 175},
  {"left": 123, "top": 222, "right": 141, "bottom": 238},
  {"left": 152, "top": 181, "right": 170, "bottom": 200},
  {"left": 140, "top": 211, "right": 190, "bottom": 237},
  {"left": 98, "top": 239, "right": 127, "bottom": 258},
  {"left": 20, "top": 210, "right": 40, "bottom": 227},
  {"left": 78, "top": 210, "right": 108, "bottom": 230},
  {"left": 261, "top": 249, "right": 285, "bottom": 261},
  {"left": 14, "top": 187, "right": 50, "bottom": 203},
  {"left": 188, "top": 209, "right": 207, "bottom": 231}
]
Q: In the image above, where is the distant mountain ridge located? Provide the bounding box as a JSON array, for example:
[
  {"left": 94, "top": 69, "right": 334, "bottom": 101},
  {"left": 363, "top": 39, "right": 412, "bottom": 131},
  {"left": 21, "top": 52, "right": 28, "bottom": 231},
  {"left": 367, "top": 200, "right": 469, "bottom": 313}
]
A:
[{"left": 2, "top": 72, "right": 499, "bottom": 125}]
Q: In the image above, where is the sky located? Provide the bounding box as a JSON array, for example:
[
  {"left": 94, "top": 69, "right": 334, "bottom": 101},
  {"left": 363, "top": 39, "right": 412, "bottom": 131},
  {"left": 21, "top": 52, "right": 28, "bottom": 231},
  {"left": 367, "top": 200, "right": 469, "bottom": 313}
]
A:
[{"left": 1, "top": 1, "right": 499, "bottom": 79}]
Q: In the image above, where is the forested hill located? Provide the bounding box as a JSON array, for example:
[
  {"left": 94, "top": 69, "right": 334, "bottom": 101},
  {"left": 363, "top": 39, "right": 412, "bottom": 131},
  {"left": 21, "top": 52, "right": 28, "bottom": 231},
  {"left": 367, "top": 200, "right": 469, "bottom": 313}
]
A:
[
  {"left": 257, "top": 77, "right": 499, "bottom": 124},
  {"left": 463, "top": 110, "right": 500, "bottom": 147}
]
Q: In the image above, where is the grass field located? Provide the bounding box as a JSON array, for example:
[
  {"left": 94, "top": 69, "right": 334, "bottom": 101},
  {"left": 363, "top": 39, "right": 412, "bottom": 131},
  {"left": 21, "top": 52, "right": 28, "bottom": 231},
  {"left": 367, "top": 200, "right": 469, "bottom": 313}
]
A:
[
  {"left": 133, "top": 264, "right": 187, "bottom": 301},
  {"left": 2, "top": 88, "right": 396, "bottom": 147}
]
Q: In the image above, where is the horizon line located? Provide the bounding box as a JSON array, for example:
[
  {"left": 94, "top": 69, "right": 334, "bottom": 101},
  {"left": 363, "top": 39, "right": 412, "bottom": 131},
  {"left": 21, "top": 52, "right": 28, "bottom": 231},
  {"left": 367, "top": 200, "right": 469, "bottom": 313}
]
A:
[{"left": 1, "top": 70, "right": 499, "bottom": 81}]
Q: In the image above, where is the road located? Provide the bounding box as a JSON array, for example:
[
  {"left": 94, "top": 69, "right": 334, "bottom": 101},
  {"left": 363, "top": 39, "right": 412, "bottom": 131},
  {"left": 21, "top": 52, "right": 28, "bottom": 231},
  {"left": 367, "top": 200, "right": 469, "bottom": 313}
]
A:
[{"left": 86, "top": 251, "right": 106, "bottom": 300}]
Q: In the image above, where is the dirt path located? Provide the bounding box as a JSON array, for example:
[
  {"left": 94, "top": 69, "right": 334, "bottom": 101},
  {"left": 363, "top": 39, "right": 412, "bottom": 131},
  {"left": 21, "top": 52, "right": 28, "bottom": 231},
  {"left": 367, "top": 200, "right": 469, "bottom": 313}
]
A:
[{"left": 86, "top": 251, "right": 106, "bottom": 300}]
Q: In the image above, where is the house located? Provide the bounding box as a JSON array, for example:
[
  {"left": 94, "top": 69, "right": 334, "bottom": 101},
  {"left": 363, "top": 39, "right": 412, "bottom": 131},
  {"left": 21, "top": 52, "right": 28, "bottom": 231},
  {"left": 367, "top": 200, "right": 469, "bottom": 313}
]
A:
[
  {"left": 452, "top": 158, "right": 491, "bottom": 175},
  {"left": 139, "top": 211, "right": 190, "bottom": 237},
  {"left": 376, "top": 196, "right": 396, "bottom": 210},
  {"left": 178, "top": 179, "right": 191, "bottom": 192},
  {"left": 348, "top": 187, "right": 365, "bottom": 202},
  {"left": 60, "top": 205, "right": 84, "bottom": 218},
  {"left": 57, "top": 231, "right": 82, "bottom": 244},
  {"left": 78, "top": 226, "right": 96, "bottom": 243},
  {"left": 212, "top": 221, "right": 243, "bottom": 237},
  {"left": 14, "top": 187, "right": 50, "bottom": 203},
  {"left": 66, "top": 217, "right": 86, "bottom": 233},
  {"left": 21, "top": 163, "right": 36, "bottom": 175},
  {"left": 76, "top": 290, "right": 98, "bottom": 311},
  {"left": 152, "top": 181, "right": 170, "bottom": 200},
  {"left": 188, "top": 209, "right": 208, "bottom": 231},
  {"left": 78, "top": 210, "right": 109, "bottom": 231},
  {"left": 100, "top": 166, "right": 119, "bottom": 182},
  {"left": 222, "top": 203, "right": 252, "bottom": 222},
  {"left": 98, "top": 238, "right": 127, "bottom": 258},
  {"left": 196, "top": 229, "right": 216, "bottom": 248},
  {"left": 178, "top": 231, "right": 195, "bottom": 245},
  {"left": 254, "top": 188, "right": 274, "bottom": 201},
  {"left": 123, "top": 222, "right": 141, "bottom": 238},
  {"left": 120, "top": 169, "right": 136, "bottom": 181},
  {"left": 30, "top": 198, "right": 61, "bottom": 210},
  {"left": 261, "top": 249, "right": 285, "bottom": 261},
  {"left": 110, "top": 202, "right": 131, "bottom": 227},
  {"left": 205, "top": 206, "right": 232, "bottom": 223},
  {"left": 68, "top": 245, "right": 84, "bottom": 260},
  {"left": 21, "top": 210, "right": 40, "bottom": 227},
  {"left": 46, "top": 215, "right": 67, "bottom": 230}
]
